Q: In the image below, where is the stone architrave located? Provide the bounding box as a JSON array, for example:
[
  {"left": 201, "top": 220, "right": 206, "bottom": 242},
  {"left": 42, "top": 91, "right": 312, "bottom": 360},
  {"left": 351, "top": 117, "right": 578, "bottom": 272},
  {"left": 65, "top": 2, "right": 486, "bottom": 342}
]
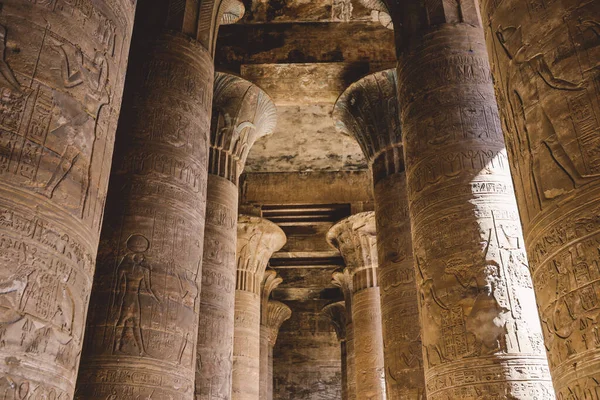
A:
[
  {"left": 74, "top": 1, "right": 243, "bottom": 398},
  {"left": 327, "top": 212, "right": 387, "bottom": 400},
  {"left": 261, "top": 300, "right": 292, "bottom": 400},
  {"left": 0, "top": 1, "right": 136, "bottom": 397},
  {"left": 196, "top": 72, "right": 277, "bottom": 400},
  {"left": 233, "top": 215, "right": 286, "bottom": 400},
  {"left": 478, "top": 0, "right": 600, "bottom": 396},
  {"left": 321, "top": 301, "right": 348, "bottom": 400},
  {"left": 259, "top": 270, "right": 283, "bottom": 400},
  {"left": 334, "top": 68, "right": 426, "bottom": 399},
  {"left": 388, "top": 0, "right": 555, "bottom": 397},
  {"left": 332, "top": 269, "right": 356, "bottom": 400}
]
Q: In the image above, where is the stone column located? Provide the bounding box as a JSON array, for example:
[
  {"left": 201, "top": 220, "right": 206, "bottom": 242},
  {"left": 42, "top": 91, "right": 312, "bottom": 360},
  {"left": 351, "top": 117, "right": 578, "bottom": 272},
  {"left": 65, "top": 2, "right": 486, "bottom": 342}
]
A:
[
  {"left": 478, "top": 0, "right": 600, "bottom": 396},
  {"left": 332, "top": 270, "right": 356, "bottom": 400},
  {"left": 74, "top": 1, "right": 243, "bottom": 398},
  {"left": 321, "top": 301, "right": 348, "bottom": 400},
  {"left": 0, "top": 1, "right": 136, "bottom": 397},
  {"left": 261, "top": 300, "right": 291, "bottom": 400},
  {"left": 233, "top": 215, "right": 286, "bottom": 400},
  {"left": 389, "top": 1, "right": 554, "bottom": 397},
  {"left": 334, "top": 68, "right": 425, "bottom": 399},
  {"left": 259, "top": 270, "right": 283, "bottom": 400},
  {"left": 328, "top": 213, "right": 386, "bottom": 400},
  {"left": 196, "top": 72, "right": 276, "bottom": 400}
]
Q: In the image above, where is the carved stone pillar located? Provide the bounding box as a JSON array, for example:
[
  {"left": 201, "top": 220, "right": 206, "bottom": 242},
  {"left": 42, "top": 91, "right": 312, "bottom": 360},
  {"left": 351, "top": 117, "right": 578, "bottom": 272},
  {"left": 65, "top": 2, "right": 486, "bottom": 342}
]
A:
[
  {"left": 74, "top": 1, "right": 243, "bottom": 398},
  {"left": 0, "top": 1, "right": 136, "bottom": 397},
  {"left": 334, "top": 68, "right": 425, "bottom": 399},
  {"left": 389, "top": 1, "right": 554, "bottom": 397},
  {"left": 259, "top": 270, "right": 282, "bottom": 400},
  {"left": 332, "top": 270, "right": 356, "bottom": 400},
  {"left": 261, "top": 300, "right": 291, "bottom": 400},
  {"left": 478, "top": 0, "right": 600, "bottom": 396},
  {"left": 321, "top": 301, "right": 348, "bottom": 400},
  {"left": 328, "top": 212, "right": 386, "bottom": 400},
  {"left": 196, "top": 72, "right": 276, "bottom": 400},
  {"left": 233, "top": 216, "right": 286, "bottom": 400}
]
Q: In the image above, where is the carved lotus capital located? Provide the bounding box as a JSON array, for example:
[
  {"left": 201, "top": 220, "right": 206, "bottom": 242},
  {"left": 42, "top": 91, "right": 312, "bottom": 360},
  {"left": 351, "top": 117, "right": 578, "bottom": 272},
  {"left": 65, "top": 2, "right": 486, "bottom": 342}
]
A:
[
  {"left": 333, "top": 69, "right": 401, "bottom": 166},
  {"left": 211, "top": 72, "right": 277, "bottom": 181},
  {"left": 236, "top": 215, "right": 286, "bottom": 293}
]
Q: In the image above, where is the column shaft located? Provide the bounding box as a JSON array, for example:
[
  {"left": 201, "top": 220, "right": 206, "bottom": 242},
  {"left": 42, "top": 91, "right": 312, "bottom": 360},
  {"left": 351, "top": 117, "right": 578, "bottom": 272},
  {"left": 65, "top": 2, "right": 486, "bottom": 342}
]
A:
[
  {"left": 76, "top": 31, "right": 212, "bottom": 399},
  {"left": 340, "top": 340, "right": 349, "bottom": 400},
  {"left": 267, "top": 341, "right": 274, "bottom": 400},
  {"left": 374, "top": 163, "right": 425, "bottom": 399},
  {"left": 0, "top": 1, "right": 134, "bottom": 397},
  {"left": 260, "top": 325, "right": 270, "bottom": 400},
  {"left": 233, "top": 290, "right": 261, "bottom": 400},
  {"left": 398, "top": 23, "right": 554, "bottom": 399},
  {"left": 346, "top": 323, "right": 356, "bottom": 400},
  {"left": 479, "top": 0, "right": 600, "bottom": 396},
  {"left": 196, "top": 175, "right": 237, "bottom": 399},
  {"left": 352, "top": 287, "right": 386, "bottom": 399}
]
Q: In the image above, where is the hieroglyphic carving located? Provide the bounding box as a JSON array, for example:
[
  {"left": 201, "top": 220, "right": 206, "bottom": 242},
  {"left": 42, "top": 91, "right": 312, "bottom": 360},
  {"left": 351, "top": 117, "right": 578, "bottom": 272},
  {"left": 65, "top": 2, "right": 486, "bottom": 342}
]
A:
[
  {"left": 233, "top": 215, "right": 286, "bottom": 400},
  {"left": 479, "top": 0, "right": 600, "bottom": 394},
  {"left": 76, "top": 31, "right": 212, "bottom": 399},
  {"left": 197, "top": 72, "right": 276, "bottom": 400},
  {"left": 327, "top": 213, "right": 387, "bottom": 400},
  {"left": 334, "top": 70, "right": 425, "bottom": 398},
  {"left": 0, "top": 0, "right": 135, "bottom": 396},
  {"left": 397, "top": 13, "right": 554, "bottom": 398}
]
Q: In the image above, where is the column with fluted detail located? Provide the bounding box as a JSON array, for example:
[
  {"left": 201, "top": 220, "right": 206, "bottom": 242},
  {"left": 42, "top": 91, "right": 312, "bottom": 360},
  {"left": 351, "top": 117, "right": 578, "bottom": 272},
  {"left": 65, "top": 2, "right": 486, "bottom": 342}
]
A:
[
  {"left": 233, "top": 216, "right": 286, "bottom": 400},
  {"left": 196, "top": 72, "right": 276, "bottom": 400},
  {"left": 478, "top": 0, "right": 600, "bottom": 396},
  {"left": 322, "top": 301, "right": 349, "bottom": 400},
  {"left": 0, "top": 1, "right": 136, "bottom": 397},
  {"left": 334, "top": 68, "right": 425, "bottom": 399},
  {"left": 75, "top": 1, "right": 244, "bottom": 398},
  {"left": 332, "top": 270, "right": 356, "bottom": 400},
  {"left": 261, "top": 299, "right": 291, "bottom": 400},
  {"left": 386, "top": 0, "right": 554, "bottom": 397},
  {"left": 328, "top": 212, "right": 386, "bottom": 400}
]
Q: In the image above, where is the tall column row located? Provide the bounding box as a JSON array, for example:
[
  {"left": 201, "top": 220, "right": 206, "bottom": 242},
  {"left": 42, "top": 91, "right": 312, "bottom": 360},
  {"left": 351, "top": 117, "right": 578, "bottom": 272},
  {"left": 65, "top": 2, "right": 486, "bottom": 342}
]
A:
[
  {"left": 233, "top": 215, "right": 286, "bottom": 400},
  {"left": 334, "top": 68, "right": 425, "bottom": 399},
  {"left": 328, "top": 212, "right": 387, "bottom": 400},
  {"left": 196, "top": 72, "right": 276, "bottom": 400}
]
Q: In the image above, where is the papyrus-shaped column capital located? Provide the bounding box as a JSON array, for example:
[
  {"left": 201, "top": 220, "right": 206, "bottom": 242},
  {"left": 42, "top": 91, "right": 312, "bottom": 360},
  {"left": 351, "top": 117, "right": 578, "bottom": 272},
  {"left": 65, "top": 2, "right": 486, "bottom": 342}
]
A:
[
  {"left": 211, "top": 73, "right": 277, "bottom": 182},
  {"left": 261, "top": 269, "right": 283, "bottom": 323},
  {"left": 327, "top": 212, "right": 378, "bottom": 292},
  {"left": 264, "top": 300, "right": 292, "bottom": 346},
  {"left": 333, "top": 69, "right": 402, "bottom": 181},
  {"left": 236, "top": 215, "right": 286, "bottom": 294},
  {"left": 321, "top": 301, "right": 347, "bottom": 342}
]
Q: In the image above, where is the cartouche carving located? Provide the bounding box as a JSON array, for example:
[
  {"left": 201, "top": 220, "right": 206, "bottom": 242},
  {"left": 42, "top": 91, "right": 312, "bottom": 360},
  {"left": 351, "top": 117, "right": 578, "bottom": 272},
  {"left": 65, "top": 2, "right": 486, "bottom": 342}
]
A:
[
  {"left": 0, "top": 0, "right": 135, "bottom": 396},
  {"left": 233, "top": 215, "right": 286, "bottom": 400},
  {"left": 328, "top": 212, "right": 386, "bottom": 400}
]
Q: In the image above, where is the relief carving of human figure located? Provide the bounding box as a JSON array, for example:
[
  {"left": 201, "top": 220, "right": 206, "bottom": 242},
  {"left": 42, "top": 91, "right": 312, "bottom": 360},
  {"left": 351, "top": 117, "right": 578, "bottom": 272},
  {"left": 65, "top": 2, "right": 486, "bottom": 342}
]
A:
[
  {"left": 113, "top": 234, "right": 160, "bottom": 356},
  {"left": 496, "top": 25, "right": 590, "bottom": 210},
  {"left": 37, "top": 44, "right": 109, "bottom": 215}
]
